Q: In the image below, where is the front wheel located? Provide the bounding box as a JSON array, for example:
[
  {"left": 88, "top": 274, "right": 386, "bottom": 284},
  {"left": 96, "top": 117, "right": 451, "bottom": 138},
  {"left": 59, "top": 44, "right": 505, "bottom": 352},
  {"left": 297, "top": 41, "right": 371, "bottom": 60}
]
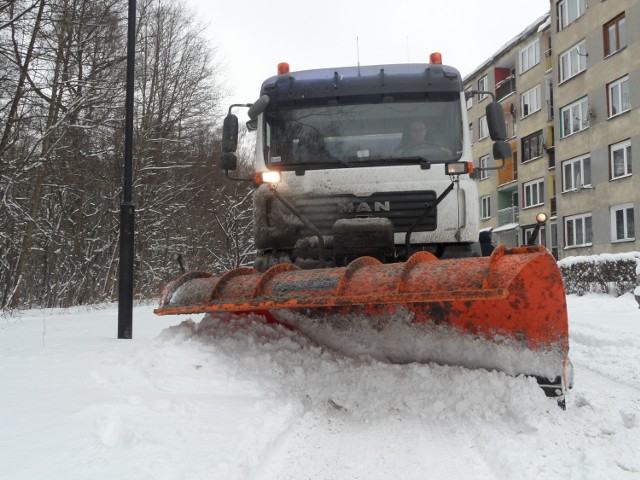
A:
[{"left": 254, "top": 250, "right": 292, "bottom": 272}]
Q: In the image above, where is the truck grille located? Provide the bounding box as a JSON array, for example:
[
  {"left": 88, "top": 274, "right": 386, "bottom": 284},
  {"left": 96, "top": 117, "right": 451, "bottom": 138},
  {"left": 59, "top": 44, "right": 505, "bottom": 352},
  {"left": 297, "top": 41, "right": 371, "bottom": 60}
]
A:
[{"left": 293, "top": 190, "right": 437, "bottom": 234}]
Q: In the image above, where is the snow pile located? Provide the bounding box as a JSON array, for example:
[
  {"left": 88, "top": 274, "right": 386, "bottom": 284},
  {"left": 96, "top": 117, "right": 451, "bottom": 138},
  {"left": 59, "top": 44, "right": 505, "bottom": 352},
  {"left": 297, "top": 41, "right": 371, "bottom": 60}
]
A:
[
  {"left": 278, "top": 308, "right": 568, "bottom": 380},
  {"left": 1, "top": 296, "right": 640, "bottom": 479}
]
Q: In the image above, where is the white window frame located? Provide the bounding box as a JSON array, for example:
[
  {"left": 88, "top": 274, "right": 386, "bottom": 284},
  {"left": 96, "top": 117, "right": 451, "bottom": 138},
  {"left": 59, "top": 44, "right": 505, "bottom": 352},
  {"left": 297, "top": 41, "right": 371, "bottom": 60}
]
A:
[
  {"left": 610, "top": 203, "right": 635, "bottom": 242},
  {"left": 479, "top": 154, "right": 489, "bottom": 180},
  {"left": 608, "top": 76, "right": 630, "bottom": 118},
  {"left": 478, "top": 115, "right": 488, "bottom": 140},
  {"left": 562, "top": 154, "right": 591, "bottom": 192},
  {"left": 610, "top": 139, "right": 632, "bottom": 180},
  {"left": 558, "top": 0, "right": 585, "bottom": 31},
  {"left": 478, "top": 76, "right": 488, "bottom": 101},
  {"left": 523, "top": 225, "right": 546, "bottom": 246},
  {"left": 465, "top": 86, "right": 473, "bottom": 109},
  {"left": 523, "top": 178, "right": 544, "bottom": 209},
  {"left": 559, "top": 40, "right": 587, "bottom": 83},
  {"left": 550, "top": 222, "right": 558, "bottom": 254},
  {"left": 564, "top": 212, "right": 592, "bottom": 248},
  {"left": 481, "top": 195, "right": 491, "bottom": 219},
  {"left": 519, "top": 39, "right": 540, "bottom": 74},
  {"left": 521, "top": 85, "right": 541, "bottom": 118},
  {"left": 560, "top": 97, "right": 589, "bottom": 138}
]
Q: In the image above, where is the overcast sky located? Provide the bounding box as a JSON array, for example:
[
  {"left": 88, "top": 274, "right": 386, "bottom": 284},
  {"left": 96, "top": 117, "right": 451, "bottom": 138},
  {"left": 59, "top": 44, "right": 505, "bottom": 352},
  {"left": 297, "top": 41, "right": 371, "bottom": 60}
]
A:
[{"left": 187, "top": 0, "right": 551, "bottom": 106}]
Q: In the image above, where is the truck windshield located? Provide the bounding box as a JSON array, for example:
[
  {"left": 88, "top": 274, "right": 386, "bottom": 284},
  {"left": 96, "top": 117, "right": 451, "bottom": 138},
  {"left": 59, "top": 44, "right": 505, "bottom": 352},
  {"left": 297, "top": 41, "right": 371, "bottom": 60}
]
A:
[{"left": 263, "top": 94, "right": 463, "bottom": 170}]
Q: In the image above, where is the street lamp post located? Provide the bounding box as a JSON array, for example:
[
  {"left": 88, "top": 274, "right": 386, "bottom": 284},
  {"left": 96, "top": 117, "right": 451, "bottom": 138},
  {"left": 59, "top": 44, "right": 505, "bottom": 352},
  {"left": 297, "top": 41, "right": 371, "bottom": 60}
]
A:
[{"left": 118, "top": 0, "right": 136, "bottom": 339}]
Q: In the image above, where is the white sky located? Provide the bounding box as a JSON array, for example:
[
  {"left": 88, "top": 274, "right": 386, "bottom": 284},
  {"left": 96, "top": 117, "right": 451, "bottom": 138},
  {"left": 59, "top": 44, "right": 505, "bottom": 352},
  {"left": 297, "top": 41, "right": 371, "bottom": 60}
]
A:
[{"left": 187, "top": 0, "right": 550, "bottom": 105}]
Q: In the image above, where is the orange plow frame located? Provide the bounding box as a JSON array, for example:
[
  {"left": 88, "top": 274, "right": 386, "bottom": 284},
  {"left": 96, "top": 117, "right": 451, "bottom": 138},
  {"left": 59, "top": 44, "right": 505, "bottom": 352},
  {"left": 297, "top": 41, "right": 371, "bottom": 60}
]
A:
[
  {"left": 156, "top": 245, "right": 569, "bottom": 356},
  {"left": 156, "top": 244, "right": 572, "bottom": 401}
]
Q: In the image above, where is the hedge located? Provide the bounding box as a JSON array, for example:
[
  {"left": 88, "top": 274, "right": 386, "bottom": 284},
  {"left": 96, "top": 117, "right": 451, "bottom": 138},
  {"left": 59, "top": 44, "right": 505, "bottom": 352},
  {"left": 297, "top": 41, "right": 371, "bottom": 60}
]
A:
[{"left": 557, "top": 252, "right": 640, "bottom": 296}]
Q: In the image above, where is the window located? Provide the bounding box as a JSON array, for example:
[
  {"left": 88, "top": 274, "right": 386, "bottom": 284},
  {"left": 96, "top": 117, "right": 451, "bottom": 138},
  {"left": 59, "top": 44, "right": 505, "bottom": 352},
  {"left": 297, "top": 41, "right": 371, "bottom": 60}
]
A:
[
  {"left": 604, "top": 13, "right": 627, "bottom": 57},
  {"left": 560, "top": 97, "right": 589, "bottom": 138},
  {"left": 610, "top": 139, "right": 632, "bottom": 180},
  {"left": 559, "top": 40, "right": 587, "bottom": 83},
  {"left": 481, "top": 196, "right": 491, "bottom": 219},
  {"left": 610, "top": 204, "right": 635, "bottom": 242},
  {"left": 521, "top": 85, "right": 541, "bottom": 117},
  {"left": 521, "top": 130, "right": 543, "bottom": 162},
  {"left": 520, "top": 39, "right": 540, "bottom": 74},
  {"left": 478, "top": 76, "right": 488, "bottom": 100},
  {"left": 607, "top": 76, "right": 630, "bottom": 118},
  {"left": 469, "top": 123, "right": 474, "bottom": 145},
  {"left": 523, "top": 178, "right": 544, "bottom": 208},
  {"left": 479, "top": 154, "right": 489, "bottom": 180},
  {"left": 478, "top": 115, "right": 488, "bottom": 140},
  {"left": 465, "top": 87, "right": 473, "bottom": 109},
  {"left": 550, "top": 223, "right": 559, "bottom": 259},
  {"left": 562, "top": 154, "right": 591, "bottom": 191},
  {"left": 557, "top": 0, "right": 585, "bottom": 31},
  {"left": 564, "top": 212, "right": 592, "bottom": 247},
  {"left": 523, "top": 225, "right": 546, "bottom": 246}
]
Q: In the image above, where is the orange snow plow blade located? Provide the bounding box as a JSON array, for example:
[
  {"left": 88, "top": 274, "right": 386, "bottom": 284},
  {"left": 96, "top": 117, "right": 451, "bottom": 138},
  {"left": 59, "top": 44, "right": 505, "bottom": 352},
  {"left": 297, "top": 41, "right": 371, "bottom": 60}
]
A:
[{"left": 155, "top": 245, "right": 571, "bottom": 398}]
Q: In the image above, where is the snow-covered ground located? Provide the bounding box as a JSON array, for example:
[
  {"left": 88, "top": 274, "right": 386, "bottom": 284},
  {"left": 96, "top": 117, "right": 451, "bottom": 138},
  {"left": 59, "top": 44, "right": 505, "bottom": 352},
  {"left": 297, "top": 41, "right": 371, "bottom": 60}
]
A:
[{"left": 1, "top": 294, "right": 639, "bottom": 479}]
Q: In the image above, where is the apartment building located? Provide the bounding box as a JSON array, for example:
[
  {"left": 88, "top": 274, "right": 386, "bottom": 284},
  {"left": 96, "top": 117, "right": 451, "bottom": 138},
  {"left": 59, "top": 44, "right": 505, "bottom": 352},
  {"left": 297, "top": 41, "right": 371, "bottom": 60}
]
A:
[
  {"left": 465, "top": 15, "right": 556, "bottom": 253},
  {"left": 465, "top": 0, "right": 639, "bottom": 259},
  {"left": 552, "top": 0, "right": 639, "bottom": 259}
]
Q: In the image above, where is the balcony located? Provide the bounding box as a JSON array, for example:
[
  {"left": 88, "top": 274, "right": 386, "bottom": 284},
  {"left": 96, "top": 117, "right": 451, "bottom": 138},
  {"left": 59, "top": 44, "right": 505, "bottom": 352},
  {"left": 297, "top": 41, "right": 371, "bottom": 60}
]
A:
[
  {"left": 498, "top": 206, "right": 519, "bottom": 226},
  {"left": 498, "top": 156, "right": 518, "bottom": 186},
  {"left": 495, "top": 75, "right": 516, "bottom": 101},
  {"left": 544, "top": 48, "right": 553, "bottom": 72}
]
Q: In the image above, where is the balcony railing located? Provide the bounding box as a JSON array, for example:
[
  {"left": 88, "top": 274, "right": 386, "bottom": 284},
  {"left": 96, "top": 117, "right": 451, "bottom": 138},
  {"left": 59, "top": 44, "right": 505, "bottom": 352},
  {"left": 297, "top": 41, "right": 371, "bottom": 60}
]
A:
[
  {"left": 498, "top": 156, "right": 518, "bottom": 186},
  {"left": 498, "top": 206, "right": 519, "bottom": 226},
  {"left": 495, "top": 75, "right": 516, "bottom": 101}
]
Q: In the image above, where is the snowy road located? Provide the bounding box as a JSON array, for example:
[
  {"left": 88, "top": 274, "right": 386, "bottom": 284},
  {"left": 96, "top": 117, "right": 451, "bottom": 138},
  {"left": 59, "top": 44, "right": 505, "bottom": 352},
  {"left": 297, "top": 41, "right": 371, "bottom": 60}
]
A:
[{"left": 1, "top": 294, "right": 639, "bottom": 479}]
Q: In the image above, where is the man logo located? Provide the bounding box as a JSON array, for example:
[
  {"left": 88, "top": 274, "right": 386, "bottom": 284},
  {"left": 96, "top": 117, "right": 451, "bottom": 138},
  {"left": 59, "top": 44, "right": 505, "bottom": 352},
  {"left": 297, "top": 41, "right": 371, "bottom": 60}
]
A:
[{"left": 338, "top": 201, "right": 390, "bottom": 213}]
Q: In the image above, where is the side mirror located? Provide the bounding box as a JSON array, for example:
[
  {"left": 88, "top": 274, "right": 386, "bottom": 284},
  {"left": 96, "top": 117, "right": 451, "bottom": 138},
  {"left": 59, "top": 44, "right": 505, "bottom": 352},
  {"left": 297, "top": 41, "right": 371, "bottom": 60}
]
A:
[
  {"left": 222, "top": 113, "right": 239, "bottom": 153},
  {"left": 246, "top": 119, "right": 258, "bottom": 131},
  {"left": 220, "top": 152, "right": 238, "bottom": 172},
  {"left": 247, "top": 95, "right": 269, "bottom": 121},
  {"left": 486, "top": 101, "right": 507, "bottom": 141},
  {"left": 493, "top": 141, "right": 511, "bottom": 161}
]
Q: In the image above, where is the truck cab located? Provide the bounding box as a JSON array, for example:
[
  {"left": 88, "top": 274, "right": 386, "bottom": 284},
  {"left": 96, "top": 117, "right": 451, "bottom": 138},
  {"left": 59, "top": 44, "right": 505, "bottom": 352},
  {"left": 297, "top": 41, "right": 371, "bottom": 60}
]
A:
[{"left": 222, "top": 58, "right": 508, "bottom": 271}]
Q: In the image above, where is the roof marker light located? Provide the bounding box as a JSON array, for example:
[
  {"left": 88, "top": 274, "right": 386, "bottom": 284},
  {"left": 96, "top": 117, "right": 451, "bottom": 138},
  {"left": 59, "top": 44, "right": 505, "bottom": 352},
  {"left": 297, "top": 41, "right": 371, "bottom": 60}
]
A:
[
  {"left": 429, "top": 52, "right": 442, "bottom": 64},
  {"left": 278, "top": 62, "right": 290, "bottom": 74}
]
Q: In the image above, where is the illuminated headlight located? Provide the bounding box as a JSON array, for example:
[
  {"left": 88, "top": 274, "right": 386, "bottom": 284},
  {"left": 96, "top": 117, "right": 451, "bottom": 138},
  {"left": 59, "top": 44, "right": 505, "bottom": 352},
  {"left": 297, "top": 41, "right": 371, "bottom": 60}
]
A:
[
  {"left": 445, "top": 162, "right": 472, "bottom": 175},
  {"left": 536, "top": 212, "right": 548, "bottom": 223},
  {"left": 257, "top": 171, "right": 281, "bottom": 184}
]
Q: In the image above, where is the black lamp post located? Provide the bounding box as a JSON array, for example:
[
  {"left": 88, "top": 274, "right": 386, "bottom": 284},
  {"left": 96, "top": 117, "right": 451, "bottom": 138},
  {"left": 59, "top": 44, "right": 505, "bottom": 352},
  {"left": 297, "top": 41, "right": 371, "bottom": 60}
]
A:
[{"left": 118, "top": 0, "right": 136, "bottom": 339}]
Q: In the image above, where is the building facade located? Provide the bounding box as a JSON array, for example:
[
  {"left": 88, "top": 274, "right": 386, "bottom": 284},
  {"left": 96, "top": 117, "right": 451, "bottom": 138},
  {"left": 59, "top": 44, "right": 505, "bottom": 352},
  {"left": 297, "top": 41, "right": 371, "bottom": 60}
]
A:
[{"left": 464, "top": 0, "right": 639, "bottom": 260}]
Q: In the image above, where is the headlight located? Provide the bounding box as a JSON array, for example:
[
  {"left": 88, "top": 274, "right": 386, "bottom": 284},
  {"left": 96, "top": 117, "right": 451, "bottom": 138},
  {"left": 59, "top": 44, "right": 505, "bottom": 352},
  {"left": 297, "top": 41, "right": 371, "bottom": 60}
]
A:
[
  {"left": 445, "top": 162, "right": 473, "bottom": 175},
  {"left": 255, "top": 171, "right": 281, "bottom": 184}
]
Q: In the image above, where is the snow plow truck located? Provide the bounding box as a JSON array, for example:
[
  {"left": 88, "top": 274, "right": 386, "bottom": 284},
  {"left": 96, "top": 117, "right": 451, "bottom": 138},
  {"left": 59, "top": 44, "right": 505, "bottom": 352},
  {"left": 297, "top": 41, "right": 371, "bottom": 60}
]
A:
[{"left": 155, "top": 54, "right": 572, "bottom": 405}]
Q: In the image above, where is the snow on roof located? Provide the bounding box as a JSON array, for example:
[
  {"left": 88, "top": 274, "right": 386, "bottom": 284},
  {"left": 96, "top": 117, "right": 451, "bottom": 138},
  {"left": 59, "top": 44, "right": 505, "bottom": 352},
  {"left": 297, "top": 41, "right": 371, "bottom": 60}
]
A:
[
  {"left": 492, "top": 222, "right": 518, "bottom": 233},
  {"left": 463, "top": 13, "right": 550, "bottom": 82}
]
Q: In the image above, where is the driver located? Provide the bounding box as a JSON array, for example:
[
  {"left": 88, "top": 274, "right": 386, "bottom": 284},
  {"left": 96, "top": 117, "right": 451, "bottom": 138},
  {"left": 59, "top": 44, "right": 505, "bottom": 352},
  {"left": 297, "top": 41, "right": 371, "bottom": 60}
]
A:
[{"left": 395, "top": 119, "right": 428, "bottom": 155}]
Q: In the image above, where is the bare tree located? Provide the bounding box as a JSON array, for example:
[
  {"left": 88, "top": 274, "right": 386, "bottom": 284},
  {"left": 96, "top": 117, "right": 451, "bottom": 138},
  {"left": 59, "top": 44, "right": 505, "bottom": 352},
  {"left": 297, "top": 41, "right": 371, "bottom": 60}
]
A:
[{"left": 0, "top": 0, "right": 256, "bottom": 310}]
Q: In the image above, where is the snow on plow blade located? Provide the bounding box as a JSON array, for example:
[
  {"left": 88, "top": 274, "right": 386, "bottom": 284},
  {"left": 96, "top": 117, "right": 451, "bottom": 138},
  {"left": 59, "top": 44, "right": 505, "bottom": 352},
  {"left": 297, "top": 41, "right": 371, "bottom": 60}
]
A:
[{"left": 155, "top": 245, "right": 571, "bottom": 398}]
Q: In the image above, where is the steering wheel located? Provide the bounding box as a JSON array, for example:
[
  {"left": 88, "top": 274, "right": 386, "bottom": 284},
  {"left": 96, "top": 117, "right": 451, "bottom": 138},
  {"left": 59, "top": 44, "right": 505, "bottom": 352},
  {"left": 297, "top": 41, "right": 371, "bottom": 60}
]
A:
[{"left": 401, "top": 142, "right": 452, "bottom": 157}]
